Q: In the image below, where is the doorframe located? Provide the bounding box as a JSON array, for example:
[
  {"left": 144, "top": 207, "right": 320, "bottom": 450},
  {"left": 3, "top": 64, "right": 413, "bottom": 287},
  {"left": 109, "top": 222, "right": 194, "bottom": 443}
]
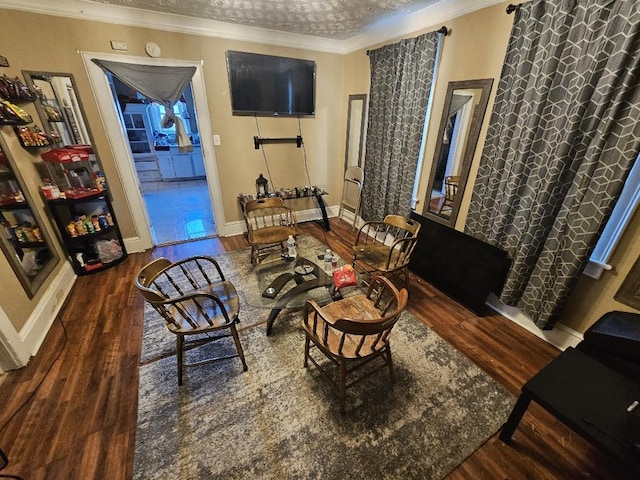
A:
[{"left": 81, "top": 52, "right": 227, "bottom": 252}]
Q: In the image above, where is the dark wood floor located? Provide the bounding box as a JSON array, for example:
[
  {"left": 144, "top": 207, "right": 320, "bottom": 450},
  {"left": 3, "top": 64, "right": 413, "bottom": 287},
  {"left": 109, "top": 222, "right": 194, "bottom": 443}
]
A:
[{"left": 0, "top": 218, "right": 635, "bottom": 479}]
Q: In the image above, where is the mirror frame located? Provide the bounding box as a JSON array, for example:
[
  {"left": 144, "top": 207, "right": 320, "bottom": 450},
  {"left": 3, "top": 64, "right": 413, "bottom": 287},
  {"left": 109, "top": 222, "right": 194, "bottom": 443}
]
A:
[
  {"left": 423, "top": 78, "right": 493, "bottom": 226},
  {"left": 344, "top": 94, "right": 367, "bottom": 171},
  {"left": 0, "top": 134, "right": 59, "bottom": 298},
  {"left": 22, "top": 70, "right": 108, "bottom": 196},
  {"left": 21, "top": 71, "right": 93, "bottom": 148}
]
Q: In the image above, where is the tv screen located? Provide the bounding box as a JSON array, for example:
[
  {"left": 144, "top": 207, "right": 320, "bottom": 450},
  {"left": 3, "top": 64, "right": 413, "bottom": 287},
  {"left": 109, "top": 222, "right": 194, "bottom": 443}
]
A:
[{"left": 226, "top": 51, "right": 316, "bottom": 117}]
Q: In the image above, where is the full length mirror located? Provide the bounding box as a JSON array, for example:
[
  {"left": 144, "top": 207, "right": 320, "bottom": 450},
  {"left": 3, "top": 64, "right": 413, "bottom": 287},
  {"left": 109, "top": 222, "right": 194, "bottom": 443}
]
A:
[
  {"left": 423, "top": 79, "right": 493, "bottom": 226},
  {"left": 0, "top": 136, "right": 59, "bottom": 297},
  {"left": 344, "top": 94, "right": 367, "bottom": 171}
]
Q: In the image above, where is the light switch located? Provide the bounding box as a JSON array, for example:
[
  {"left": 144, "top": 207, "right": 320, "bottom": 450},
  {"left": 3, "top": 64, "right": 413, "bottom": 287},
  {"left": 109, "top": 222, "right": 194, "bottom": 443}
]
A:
[
  {"left": 110, "top": 40, "right": 128, "bottom": 51},
  {"left": 213, "top": 134, "right": 221, "bottom": 146}
]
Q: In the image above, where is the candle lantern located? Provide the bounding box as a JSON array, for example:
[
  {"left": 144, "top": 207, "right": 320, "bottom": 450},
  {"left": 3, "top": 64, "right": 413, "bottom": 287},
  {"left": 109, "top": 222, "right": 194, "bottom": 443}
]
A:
[{"left": 255, "top": 173, "right": 269, "bottom": 197}]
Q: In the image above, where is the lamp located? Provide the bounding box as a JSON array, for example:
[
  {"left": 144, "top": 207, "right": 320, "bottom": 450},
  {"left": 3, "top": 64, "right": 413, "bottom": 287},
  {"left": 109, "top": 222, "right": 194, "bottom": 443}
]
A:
[{"left": 256, "top": 173, "right": 269, "bottom": 198}]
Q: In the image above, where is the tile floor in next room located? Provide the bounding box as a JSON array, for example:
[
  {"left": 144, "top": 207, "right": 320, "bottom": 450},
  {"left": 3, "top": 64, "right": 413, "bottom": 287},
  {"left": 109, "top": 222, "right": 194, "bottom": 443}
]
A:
[{"left": 141, "top": 178, "right": 216, "bottom": 245}]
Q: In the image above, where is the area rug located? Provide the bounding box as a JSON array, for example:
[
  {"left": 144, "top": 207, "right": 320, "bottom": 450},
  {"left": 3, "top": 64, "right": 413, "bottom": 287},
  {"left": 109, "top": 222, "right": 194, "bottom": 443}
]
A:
[{"left": 134, "top": 235, "right": 515, "bottom": 479}]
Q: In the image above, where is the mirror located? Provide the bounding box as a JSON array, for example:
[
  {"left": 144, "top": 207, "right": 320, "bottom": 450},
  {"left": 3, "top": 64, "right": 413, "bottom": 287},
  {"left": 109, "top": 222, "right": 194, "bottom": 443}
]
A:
[
  {"left": 22, "top": 71, "right": 105, "bottom": 190},
  {"left": 423, "top": 79, "right": 493, "bottom": 225},
  {"left": 22, "top": 71, "right": 92, "bottom": 147},
  {"left": 0, "top": 136, "right": 59, "bottom": 297},
  {"left": 344, "top": 94, "right": 367, "bottom": 171}
]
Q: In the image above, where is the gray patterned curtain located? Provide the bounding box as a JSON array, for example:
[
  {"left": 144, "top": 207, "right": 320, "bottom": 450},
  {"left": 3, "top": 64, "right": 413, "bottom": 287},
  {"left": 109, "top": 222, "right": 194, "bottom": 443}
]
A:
[
  {"left": 361, "top": 32, "right": 439, "bottom": 221},
  {"left": 466, "top": 0, "right": 640, "bottom": 329}
]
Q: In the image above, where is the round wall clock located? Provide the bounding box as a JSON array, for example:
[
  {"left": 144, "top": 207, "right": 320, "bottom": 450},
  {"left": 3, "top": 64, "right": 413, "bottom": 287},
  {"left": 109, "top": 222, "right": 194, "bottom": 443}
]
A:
[{"left": 145, "top": 42, "right": 161, "bottom": 58}]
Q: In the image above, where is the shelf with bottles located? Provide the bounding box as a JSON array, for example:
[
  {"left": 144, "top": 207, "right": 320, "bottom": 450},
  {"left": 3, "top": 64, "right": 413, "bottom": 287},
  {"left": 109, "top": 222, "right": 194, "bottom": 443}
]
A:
[
  {"left": 0, "top": 164, "right": 27, "bottom": 208},
  {"left": 45, "top": 190, "right": 126, "bottom": 275},
  {"left": 0, "top": 208, "right": 47, "bottom": 253}
]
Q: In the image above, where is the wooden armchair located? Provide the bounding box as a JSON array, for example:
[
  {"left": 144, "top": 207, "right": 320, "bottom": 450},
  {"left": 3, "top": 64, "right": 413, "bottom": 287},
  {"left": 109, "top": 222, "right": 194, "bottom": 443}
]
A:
[
  {"left": 135, "top": 255, "right": 248, "bottom": 385},
  {"left": 351, "top": 214, "right": 421, "bottom": 291},
  {"left": 244, "top": 197, "right": 298, "bottom": 263},
  {"left": 302, "top": 276, "right": 408, "bottom": 414}
]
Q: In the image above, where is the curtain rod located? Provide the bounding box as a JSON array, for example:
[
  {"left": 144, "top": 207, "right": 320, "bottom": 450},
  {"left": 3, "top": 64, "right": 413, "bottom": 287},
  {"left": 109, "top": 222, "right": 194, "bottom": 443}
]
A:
[
  {"left": 506, "top": 3, "right": 522, "bottom": 14},
  {"left": 366, "top": 26, "right": 448, "bottom": 56}
]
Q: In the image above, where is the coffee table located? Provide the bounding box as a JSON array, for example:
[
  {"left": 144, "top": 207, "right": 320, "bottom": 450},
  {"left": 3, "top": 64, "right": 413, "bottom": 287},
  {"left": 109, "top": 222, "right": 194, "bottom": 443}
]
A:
[{"left": 242, "top": 246, "right": 345, "bottom": 335}]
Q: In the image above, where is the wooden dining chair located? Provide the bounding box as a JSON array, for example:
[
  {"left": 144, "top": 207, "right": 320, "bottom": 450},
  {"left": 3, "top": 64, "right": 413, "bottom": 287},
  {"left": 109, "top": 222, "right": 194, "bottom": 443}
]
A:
[
  {"left": 302, "top": 276, "right": 408, "bottom": 414},
  {"left": 244, "top": 197, "right": 298, "bottom": 263},
  {"left": 438, "top": 175, "right": 460, "bottom": 214},
  {"left": 135, "top": 255, "right": 248, "bottom": 385},
  {"left": 351, "top": 214, "right": 421, "bottom": 291}
]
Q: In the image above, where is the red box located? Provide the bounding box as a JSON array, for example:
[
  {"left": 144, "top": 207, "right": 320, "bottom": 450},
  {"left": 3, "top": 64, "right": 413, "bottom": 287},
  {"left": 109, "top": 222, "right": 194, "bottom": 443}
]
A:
[{"left": 41, "top": 148, "right": 90, "bottom": 163}]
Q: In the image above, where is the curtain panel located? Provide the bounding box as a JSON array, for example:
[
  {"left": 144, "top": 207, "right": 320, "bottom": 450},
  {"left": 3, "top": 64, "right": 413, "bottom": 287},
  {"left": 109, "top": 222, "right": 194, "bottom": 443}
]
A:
[
  {"left": 91, "top": 60, "right": 196, "bottom": 152},
  {"left": 361, "top": 32, "right": 439, "bottom": 221},
  {"left": 466, "top": 0, "right": 640, "bottom": 329}
]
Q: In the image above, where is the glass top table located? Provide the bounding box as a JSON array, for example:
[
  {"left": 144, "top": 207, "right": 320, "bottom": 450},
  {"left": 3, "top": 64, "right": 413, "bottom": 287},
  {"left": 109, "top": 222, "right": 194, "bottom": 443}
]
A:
[{"left": 241, "top": 244, "right": 345, "bottom": 335}]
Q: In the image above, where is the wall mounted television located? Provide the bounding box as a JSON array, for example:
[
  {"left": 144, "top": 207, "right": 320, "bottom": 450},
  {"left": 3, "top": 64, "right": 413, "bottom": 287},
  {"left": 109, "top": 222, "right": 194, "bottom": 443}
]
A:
[{"left": 226, "top": 50, "right": 316, "bottom": 117}]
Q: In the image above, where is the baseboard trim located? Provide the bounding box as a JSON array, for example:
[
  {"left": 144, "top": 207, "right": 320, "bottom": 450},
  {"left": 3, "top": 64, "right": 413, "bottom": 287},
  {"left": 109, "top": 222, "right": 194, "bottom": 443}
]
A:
[
  {"left": 486, "top": 294, "right": 583, "bottom": 351},
  {"left": 123, "top": 235, "right": 148, "bottom": 254},
  {"left": 18, "top": 262, "right": 77, "bottom": 365}
]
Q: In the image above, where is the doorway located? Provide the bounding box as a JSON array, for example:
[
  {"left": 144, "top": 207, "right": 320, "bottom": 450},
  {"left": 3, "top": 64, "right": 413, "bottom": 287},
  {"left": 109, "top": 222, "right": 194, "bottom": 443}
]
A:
[
  {"left": 82, "top": 53, "right": 227, "bottom": 253},
  {"left": 107, "top": 76, "right": 216, "bottom": 245}
]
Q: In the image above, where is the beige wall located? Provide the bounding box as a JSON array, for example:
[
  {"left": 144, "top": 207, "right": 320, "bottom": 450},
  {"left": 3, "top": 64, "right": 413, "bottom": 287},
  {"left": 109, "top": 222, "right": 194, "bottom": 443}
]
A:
[
  {"left": 0, "top": 3, "right": 637, "bottom": 336},
  {"left": 0, "top": 9, "right": 346, "bottom": 331}
]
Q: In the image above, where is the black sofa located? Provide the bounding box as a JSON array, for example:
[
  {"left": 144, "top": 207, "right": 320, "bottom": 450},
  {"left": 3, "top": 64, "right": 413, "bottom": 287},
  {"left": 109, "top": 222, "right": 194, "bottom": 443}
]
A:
[{"left": 576, "top": 311, "right": 640, "bottom": 383}]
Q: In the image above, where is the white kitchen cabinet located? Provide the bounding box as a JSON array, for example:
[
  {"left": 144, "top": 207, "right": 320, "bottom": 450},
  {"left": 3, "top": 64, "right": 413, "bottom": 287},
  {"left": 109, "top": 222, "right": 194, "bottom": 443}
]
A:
[
  {"left": 122, "top": 104, "right": 153, "bottom": 154},
  {"left": 172, "top": 152, "right": 195, "bottom": 178},
  {"left": 157, "top": 146, "right": 205, "bottom": 181},
  {"left": 156, "top": 151, "right": 174, "bottom": 180}
]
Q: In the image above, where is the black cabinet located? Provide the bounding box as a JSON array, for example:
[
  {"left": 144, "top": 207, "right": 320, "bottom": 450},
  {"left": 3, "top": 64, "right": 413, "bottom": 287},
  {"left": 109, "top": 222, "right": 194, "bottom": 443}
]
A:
[{"left": 46, "top": 191, "right": 127, "bottom": 275}]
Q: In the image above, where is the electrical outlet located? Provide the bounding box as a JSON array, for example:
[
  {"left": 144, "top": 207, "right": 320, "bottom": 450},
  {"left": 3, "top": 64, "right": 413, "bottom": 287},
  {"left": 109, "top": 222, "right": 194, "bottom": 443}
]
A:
[{"left": 213, "top": 134, "right": 221, "bottom": 146}]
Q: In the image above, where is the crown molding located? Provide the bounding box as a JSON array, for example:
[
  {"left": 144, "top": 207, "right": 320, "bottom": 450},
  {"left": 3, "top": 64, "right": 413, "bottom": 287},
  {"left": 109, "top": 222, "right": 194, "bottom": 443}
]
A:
[
  {"left": 0, "top": 0, "right": 506, "bottom": 55},
  {"left": 343, "top": 0, "right": 506, "bottom": 53}
]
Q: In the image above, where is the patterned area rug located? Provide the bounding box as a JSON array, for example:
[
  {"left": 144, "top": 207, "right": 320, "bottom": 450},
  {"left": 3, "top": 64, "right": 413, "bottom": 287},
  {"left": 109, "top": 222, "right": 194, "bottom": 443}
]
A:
[{"left": 134, "top": 235, "right": 515, "bottom": 479}]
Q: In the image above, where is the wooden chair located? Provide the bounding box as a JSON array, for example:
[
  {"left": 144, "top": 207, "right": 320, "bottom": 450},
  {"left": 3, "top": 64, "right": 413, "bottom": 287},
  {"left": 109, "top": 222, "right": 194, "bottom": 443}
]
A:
[
  {"left": 438, "top": 175, "right": 460, "bottom": 214},
  {"left": 302, "top": 276, "right": 408, "bottom": 414},
  {"left": 338, "top": 166, "right": 364, "bottom": 229},
  {"left": 135, "top": 255, "right": 248, "bottom": 385},
  {"left": 244, "top": 197, "right": 298, "bottom": 263},
  {"left": 351, "top": 214, "right": 421, "bottom": 291}
]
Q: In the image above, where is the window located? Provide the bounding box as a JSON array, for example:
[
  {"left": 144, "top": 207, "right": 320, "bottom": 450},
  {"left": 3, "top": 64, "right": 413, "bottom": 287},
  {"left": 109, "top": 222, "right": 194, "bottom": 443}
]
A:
[
  {"left": 147, "top": 101, "right": 192, "bottom": 137},
  {"left": 584, "top": 152, "right": 640, "bottom": 279}
]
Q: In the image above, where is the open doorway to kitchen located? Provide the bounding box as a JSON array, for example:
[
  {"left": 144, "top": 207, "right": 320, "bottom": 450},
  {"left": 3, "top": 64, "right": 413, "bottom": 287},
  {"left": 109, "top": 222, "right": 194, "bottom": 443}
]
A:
[{"left": 107, "top": 75, "right": 216, "bottom": 245}]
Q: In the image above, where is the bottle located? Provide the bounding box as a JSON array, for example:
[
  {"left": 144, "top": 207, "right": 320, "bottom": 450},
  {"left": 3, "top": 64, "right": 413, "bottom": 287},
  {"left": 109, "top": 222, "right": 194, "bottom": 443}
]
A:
[
  {"left": 287, "top": 235, "right": 297, "bottom": 258},
  {"left": 324, "top": 249, "right": 332, "bottom": 272}
]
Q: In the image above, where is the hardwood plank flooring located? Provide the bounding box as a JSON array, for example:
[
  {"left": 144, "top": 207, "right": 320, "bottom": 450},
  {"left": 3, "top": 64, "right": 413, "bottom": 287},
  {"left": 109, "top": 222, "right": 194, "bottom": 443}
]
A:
[{"left": 0, "top": 218, "right": 635, "bottom": 479}]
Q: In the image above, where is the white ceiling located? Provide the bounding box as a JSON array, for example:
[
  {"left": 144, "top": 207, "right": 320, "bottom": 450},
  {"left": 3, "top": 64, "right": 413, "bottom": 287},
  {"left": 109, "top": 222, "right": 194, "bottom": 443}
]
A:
[{"left": 0, "top": 0, "right": 505, "bottom": 53}]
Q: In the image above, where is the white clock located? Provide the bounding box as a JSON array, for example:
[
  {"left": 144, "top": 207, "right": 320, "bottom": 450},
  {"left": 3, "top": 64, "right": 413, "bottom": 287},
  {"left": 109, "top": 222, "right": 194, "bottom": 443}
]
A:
[{"left": 145, "top": 42, "right": 161, "bottom": 58}]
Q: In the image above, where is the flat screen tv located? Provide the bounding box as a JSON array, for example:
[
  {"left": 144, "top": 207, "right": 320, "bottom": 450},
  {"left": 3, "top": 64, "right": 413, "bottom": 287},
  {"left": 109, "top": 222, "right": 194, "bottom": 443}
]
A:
[{"left": 226, "top": 50, "right": 316, "bottom": 117}]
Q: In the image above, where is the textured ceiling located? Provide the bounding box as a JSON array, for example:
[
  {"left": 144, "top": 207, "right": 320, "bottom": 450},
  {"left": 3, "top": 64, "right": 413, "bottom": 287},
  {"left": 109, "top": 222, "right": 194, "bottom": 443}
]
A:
[{"left": 89, "top": 0, "right": 444, "bottom": 39}]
